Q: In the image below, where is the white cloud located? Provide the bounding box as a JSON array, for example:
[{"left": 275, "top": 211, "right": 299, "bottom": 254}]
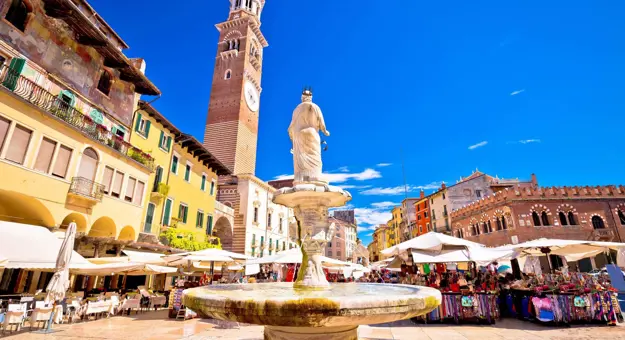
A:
[
  {"left": 468, "top": 141, "right": 488, "bottom": 150},
  {"left": 360, "top": 181, "right": 443, "bottom": 196},
  {"left": 364, "top": 233, "right": 373, "bottom": 237},
  {"left": 376, "top": 163, "right": 392, "bottom": 167},
  {"left": 519, "top": 139, "right": 541, "bottom": 144},
  {"left": 371, "top": 201, "right": 398, "bottom": 209},
  {"left": 510, "top": 89, "right": 525, "bottom": 96},
  {"left": 273, "top": 168, "right": 381, "bottom": 184},
  {"left": 354, "top": 207, "right": 392, "bottom": 226},
  {"left": 336, "top": 166, "right": 350, "bottom": 173},
  {"left": 359, "top": 186, "right": 408, "bottom": 196},
  {"left": 336, "top": 184, "right": 371, "bottom": 190}
]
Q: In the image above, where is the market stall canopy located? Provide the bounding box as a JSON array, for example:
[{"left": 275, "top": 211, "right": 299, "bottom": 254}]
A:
[
  {"left": 246, "top": 248, "right": 358, "bottom": 269},
  {"left": 408, "top": 247, "right": 518, "bottom": 265},
  {"left": 0, "top": 221, "right": 93, "bottom": 270},
  {"left": 72, "top": 262, "right": 177, "bottom": 276},
  {"left": 124, "top": 264, "right": 177, "bottom": 276},
  {"left": 163, "top": 248, "right": 251, "bottom": 266},
  {"left": 122, "top": 249, "right": 166, "bottom": 264},
  {"left": 495, "top": 238, "right": 625, "bottom": 261},
  {"left": 381, "top": 232, "right": 484, "bottom": 255}
]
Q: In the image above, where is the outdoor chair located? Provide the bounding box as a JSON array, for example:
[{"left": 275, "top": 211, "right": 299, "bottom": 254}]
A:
[
  {"left": 2, "top": 311, "right": 24, "bottom": 333},
  {"left": 29, "top": 307, "right": 53, "bottom": 330}
]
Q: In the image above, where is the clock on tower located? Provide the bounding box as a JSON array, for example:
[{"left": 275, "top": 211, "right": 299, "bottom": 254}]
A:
[{"left": 203, "top": 0, "right": 268, "bottom": 176}]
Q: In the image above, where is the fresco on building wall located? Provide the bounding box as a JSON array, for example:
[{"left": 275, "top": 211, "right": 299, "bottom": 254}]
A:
[{"left": 0, "top": 0, "right": 135, "bottom": 127}]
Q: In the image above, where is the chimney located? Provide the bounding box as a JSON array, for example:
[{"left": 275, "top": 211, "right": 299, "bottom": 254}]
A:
[
  {"left": 441, "top": 182, "right": 447, "bottom": 190},
  {"left": 531, "top": 173, "right": 538, "bottom": 188},
  {"left": 420, "top": 190, "right": 425, "bottom": 199}
]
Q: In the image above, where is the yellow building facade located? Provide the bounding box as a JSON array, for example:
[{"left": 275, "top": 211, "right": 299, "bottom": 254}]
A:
[{"left": 130, "top": 102, "right": 230, "bottom": 242}]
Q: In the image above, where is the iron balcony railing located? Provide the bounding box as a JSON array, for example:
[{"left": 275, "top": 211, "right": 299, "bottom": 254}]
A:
[
  {"left": 69, "top": 177, "right": 105, "bottom": 202},
  {"left": 0, "top": 66, "right": 154, "bottom": 171}
]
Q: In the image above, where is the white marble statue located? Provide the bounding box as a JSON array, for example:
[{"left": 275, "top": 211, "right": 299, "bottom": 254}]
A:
[{"left": 288, "top": 89, "right": 330, "bottom": 184}]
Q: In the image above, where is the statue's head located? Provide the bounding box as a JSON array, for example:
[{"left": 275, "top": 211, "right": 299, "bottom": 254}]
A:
[{"left": 301, "top": 86, "right": 313, "bottom": 102}]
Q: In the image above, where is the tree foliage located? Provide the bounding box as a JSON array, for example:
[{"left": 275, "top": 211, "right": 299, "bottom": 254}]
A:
[{"left": 160, "top": 226, "right": 221, "bottom": 251}]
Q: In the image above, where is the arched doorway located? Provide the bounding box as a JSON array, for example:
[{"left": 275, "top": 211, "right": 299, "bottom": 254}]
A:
[
  {"left": 77, "top": 147, "right": 99, "bottom": 181},
  {"left": 88, "top": 216, "right": 116, "bottom": 238},
  {"left": 118, "top": 225, "right": 136, "bottom": 241},
  {"left": 0, "top": 189, "right": 55, "bottom": 227},
  {"left": 60, "top": 213, "right": 87, "bottom": 233},
  {"left": 213, "top": 217, "right": 233, "bottom": 251}
]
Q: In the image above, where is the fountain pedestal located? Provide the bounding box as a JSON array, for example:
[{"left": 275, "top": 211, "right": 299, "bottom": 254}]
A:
[{"left": 264, "top": 325, "right": 357, "bottom": 340}]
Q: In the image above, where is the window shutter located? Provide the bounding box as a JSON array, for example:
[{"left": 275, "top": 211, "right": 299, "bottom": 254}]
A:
[
  {"left": 184, "top": 206, "right": 188, "bottom": 223},
  {"left": 3, "top": 58, "right": 26, "bottom": 91},
  {"left": 166, "top": 136, "right": 172, "bottom": 151},
  {"left": 111, "top": 126, "right": 118, "bottom": 136},
  {"left": 159, "top": 131, "right": 164, "bottom": 147},
  {"left": 178, "top": 204, "right": 182, "bottom": 220},
  {"left": 145, "top": 120, "right": 151, "bottom": 137},
  {"left": 135, "top": 113, "right": 142, "bottom": 132}
]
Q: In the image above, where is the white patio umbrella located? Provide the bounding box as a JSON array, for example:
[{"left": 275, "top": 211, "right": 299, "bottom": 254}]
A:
[{"left": 39, "top": 222, "right": 76, "bottom": 333}]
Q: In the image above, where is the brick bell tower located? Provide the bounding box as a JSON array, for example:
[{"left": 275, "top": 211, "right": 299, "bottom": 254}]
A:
[{"left": 203, "top": 0, "right": 268, "bottom": 176}]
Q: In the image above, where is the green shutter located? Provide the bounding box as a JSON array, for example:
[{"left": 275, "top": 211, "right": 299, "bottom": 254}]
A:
[
  {"left": 159, "top": 131, "right": 164, "bottom": 148},
  {"left": 184, "top": 206, "right": 188, "bottom": 223},
  {"left": 3, "top": 58, "right": 26, "bottom": 91},
  {"left": 163, "top": 199, "right": 172, "bottom": 226},
  {"left": 89, "top": 109, "right": 104, "bottom": 125},
  {"left": 145, "top": 120, "right": 151, "bottom": 137},
  {"left": 166, "top": 136, "right": 172, "bottom": 151},
  {"left": 135, "top": 113, "right": 142, "bottom": 132},
  {"left": 207, "top": 215, "right": 213, "bottom": 234},
  {"left": 201, "top": 175, "right": 206, "bottom": 191}
]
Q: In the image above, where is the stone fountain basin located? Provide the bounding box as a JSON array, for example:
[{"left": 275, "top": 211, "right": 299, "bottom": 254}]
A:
[
  {"left": 273, "top": 184, "right": 352, "bottom": 208},
  {"left": 183, "top": 283, "right": 441, "bottom": 328}
]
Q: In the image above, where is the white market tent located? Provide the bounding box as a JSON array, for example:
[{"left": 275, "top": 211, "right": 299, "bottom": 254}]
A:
[
  {"left": 246, "top": 248, "right": 357, "bottom": 269},
  {"left": 163, "top": 248, "right": 252, "bottom": 266},
  {"left": 382, "top": 232, "right": 484, "bottom": 255},
  {"left": 72, "top": 262, "right": 176, "bottom": 276},
  {"left": 0, "top": 221, "right": 93, "bottom": 270},
  {"left": 495, "top": 238, "right": 625, "bottom": 261}
]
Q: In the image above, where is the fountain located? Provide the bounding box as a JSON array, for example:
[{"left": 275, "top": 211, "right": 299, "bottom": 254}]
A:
[{"left": 183, "top": 89, "right": 442, "bottom": 340}]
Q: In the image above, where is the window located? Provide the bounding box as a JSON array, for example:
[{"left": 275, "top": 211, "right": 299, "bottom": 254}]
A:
[
  {"left": 327, "top": 242, "right": 332, "bottom": 248},
  {"left": 337, "top": 251, "right": 341, "bottom": 258},
  {"left": 559, "top": 212, "right": 568, "bottom": 226},
  {"left": 184, "top": 163, "right": 191, "bottom": 182},
  {"left": 97, "top": 69, "right": 113, "bottom": 95},
  {"left": 163, "top": 198, "right": 173, "bottom": 226},
  {"left": 431, "top": 210, "right": 436, "bottom": 220},
  {"left": 541, "top": 211, "right": 550, "bottom": 226},
  {"left": 125, "top": 177, "right": 137, "bottom": 202},
  {"left": 269, "top": 238, "right": 273, "bottom": 254},
  {"left": 5, "top": 0, "right": 30, "bottom": 32},
  {"left": 532, "top": 211, "right": 541, "bottom": 226},
  {"left": 253, "top": 207, "right": 258, "bottom": 223},
  {"left": 443, "top": 205, "right": 448, "bottom": 216},
  {"left": 482, "top": 222, "right": 488, "bottom": 234},
  {"left": 283, "top": 242, "right": 286, "bottom": 251},
  {"left": 501, "top": 216, "right": 507, "bottom": 230},
  {"left": 424, "top": 211, "right": 428, "bottom": 218},
  {"left": 197, "top": 210, "right": 204, "bottom": 228},
  {"left": 568, "top": 212, "right": 577, "bottom": 225},
  {"left": 34, "top": 137, "right": 56, "bottom": 173},
  {"left": 592, "top": 216, "right": 605, "bottom": 229},
  {"left": 225, "top": 70, "right": 232, "bottom": 80},
  {"left": 77, "top": 147, "right": 99, "bottom": 181},
  {"left": 275, "top": 239, "right": 279, "bottom": 252},
  {"left": 618, "top": 210, "right": 625, "bottom": 225},
  {"left": 133, "top": 181, "right": 144, "bottom": 205},
  {"left": 5, "top": 124, "right": 32, "bottom": 164},
  {"left": 144, "top": 203, "right": 155, "bottom": 233},
  {"left": 159, "top": 131, "right": 171, "bottom": 151},
  {"left": 210, "top": 180, "right": 216, "bottom": 195},
  {"left": 113, "top": 125, "right": 125, "bottom": 139},
  {"left": 171, "top": 155, "right": 178, "bottom": 174},
  {"left": 153, "top": 166, "right": 163, "bottom": 192},
  {"left": 111, "top": 171, "right": 124, "bottom": 198},
  {"left": 207, "top": 215, "right": 213, "bottom": 235},
  {"left": 52, "top": 145, "right": 72, "bottom": 178},
  {"left": 134, "top": 113, "right": 150, "bottom": 137},
  {"left": 178, "top": 203, "right": 188, "bottom": 224},
  {"left": 279, "top": 217, "right": 283, "bottom": 232},
  {"left": 201, "top": 174, "right": 207, "bottom": 191},
  {"left": 487, "top": 220, "right": 492, "bottom": 233},
  {"left": 267, "top": 213, "right": 272, "bottom": 228},
  {"left": 102, "top": 167, "right": 114, "bottom": 194},
  {"left": 496, "top": 218, "right": 502, "bottom": 231},
  {"left": 0, "top": 116, "right": 10, "bottom": 152},
  {"left": 442, "top": 193, "right": 446, "bottom": 200}
]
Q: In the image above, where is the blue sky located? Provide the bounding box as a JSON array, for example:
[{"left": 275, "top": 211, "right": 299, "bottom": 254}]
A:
[{"left": 92, "top": 0, "right": 625, "bottom": 245}]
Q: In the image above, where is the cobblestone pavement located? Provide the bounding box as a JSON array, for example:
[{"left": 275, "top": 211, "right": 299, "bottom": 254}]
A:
[{"left": 5, "top": 310, "right": 625, "bottom": 340}]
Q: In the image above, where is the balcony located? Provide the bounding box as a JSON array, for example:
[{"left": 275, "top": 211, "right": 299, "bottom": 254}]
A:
[
  {"left": 67, "top": 177, "right": 104, "bottom": 206},
  {"left": 0, "top": 66, "right": 155, "bottom": 171}
]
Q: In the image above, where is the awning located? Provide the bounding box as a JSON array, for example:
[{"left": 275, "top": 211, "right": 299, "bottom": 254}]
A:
[
  {"left": 163, "top": 248, "right": 250, "bottom": 266},
  {"left": 382, "top": 232, "right": 484, "bottom": 255},
  {"left": 0, "top": 221, "right": 93, "bottom": 270},
  {"left": 72, "top": 262, "right": 177, "bottom": 276},
  {"left": 122, "top": 249, "right": 165, "bottom": 264}
]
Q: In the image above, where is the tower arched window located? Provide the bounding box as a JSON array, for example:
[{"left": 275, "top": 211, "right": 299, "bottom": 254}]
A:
[
  {"left": 618, "top": 210, "right": 625, "bottom": 225},
  {"left": 568, "top": 212, "right": 577, "bottom": 225},
  {"left": 559, "top": 212, "right": 568, "bottom": 226},
  {"left": 235, "top": 0, "right": 241, "bottom": 9},
  {"left": 496, "top": 218, "right": 502, "bottom": 231},
  {"left": 97, "top": 69, "right": 113, "bottom": 95},
  {"left": 532, "top": 211, "right": 541, "bottom": 226},
  {"left": 541, "top": 211, "right": 550, "bottom": 226},
  {"left": 592, "top": 216, "right": 605, "bottom": 229},
  {"left": 482, "top": 222, "right": 488, "bottom": 234},
  {"left": 501, "top": 216, "right": 507, "bottom": 230},
  {"left": 487, "top": 220, "right": 492, "bottom": 233},
  {"left": 224, "top": 69, "right": 232, "bottom": 80},
  {"left": 5, "top": 0, "right": 31, "bottom": 32}
]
